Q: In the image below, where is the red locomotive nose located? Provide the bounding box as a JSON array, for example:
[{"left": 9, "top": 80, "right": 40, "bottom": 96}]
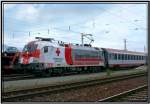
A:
[{"left": 22, "top": 51, "right": 31, "bottom": 64}]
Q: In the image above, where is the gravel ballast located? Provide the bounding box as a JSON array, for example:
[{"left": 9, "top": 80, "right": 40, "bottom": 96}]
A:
[{"left": 17, "top": 76, "right": 147, "bottom": 102}]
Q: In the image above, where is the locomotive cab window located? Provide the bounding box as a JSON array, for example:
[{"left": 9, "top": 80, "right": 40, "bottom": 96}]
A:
[{"left": 44, "top": 46, "right": 48, "bottom": 53}]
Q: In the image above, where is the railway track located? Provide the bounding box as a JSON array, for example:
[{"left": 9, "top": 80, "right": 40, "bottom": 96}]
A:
[
  {"left": 99, "top": 85, "right": 148, "bottom": 102},
  {"left": 2, "top": 74, "right": 35, "bottom": 81},
  {"left": 2, "top": 72, "right": 93, "bottom": 81},
  {"left": 2, "top": 66, "right": 145, "bottom": 81},
  {"left": 2, "top": 72, "right": 146, "bottom": 101}
]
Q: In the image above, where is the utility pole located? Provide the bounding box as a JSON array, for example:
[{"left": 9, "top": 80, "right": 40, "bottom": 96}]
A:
[
  {"left": 29, "top": 32, "right": 31, "bottom": 37},
  {"left": 81, "top": 33, "right": 84, "bottom": 46},
  {"left": 69, "top": 26, "right": 70, "bottom": 31},
  {"left": 93, "top": 19, "right": 95, "bottom": 28},
  {"left": 124, "top": 39, "right": 127, "bottom": 51},
  {"left": 12, "top": 32, "right": 14, "bottom": 39},
  {"left": 48, "top": 29, "right": 50, "bottom": 34}
]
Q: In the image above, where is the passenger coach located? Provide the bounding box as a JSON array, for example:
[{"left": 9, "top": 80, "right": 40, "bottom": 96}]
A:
[{"left": 102, "top": 48, "right": 146, "bottom": 68}]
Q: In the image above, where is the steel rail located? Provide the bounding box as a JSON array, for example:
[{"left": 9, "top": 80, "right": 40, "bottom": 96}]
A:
[
  {"left": 2, "top": 72, "right": 146, "bottom": 101},
  {"left": 3, "top": 75, "right": 35, "bottom": 81},
  {"left": 98, "top": 84, "right": 147, "bottom": 102},
  {"left": 2, "top": 66, "right": 146, "bottom": 81}
]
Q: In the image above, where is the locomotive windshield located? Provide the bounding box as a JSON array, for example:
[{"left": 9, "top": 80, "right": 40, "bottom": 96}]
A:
[{"left": 23, "top": 43, "right": 37, "bottom": 52}]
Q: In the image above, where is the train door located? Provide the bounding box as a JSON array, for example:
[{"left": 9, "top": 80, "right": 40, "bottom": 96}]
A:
[
  {"left": 101, "top": 48, "right": 109, "bottom": 68},
  {"left": 41, "top": 46, "right": 51, "bottom": 63}
]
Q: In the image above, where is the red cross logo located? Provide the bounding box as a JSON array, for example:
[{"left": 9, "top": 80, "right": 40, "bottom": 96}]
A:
[{"left": 56, "top": 48, "right": 60, "bottom": 56}]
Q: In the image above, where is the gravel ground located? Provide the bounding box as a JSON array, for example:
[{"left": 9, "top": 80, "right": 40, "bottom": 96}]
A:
[{"left": 16, "top": 76, "right": 147, "bottom": 102}]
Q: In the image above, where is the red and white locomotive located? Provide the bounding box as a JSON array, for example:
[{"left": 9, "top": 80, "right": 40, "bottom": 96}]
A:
[{"left": 18, "top": 37, "right": 146, "bottom": 75}]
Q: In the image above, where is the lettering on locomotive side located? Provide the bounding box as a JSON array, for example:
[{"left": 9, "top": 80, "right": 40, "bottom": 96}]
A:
[{"left": 53, "top": 58, "right": 63, "bottom": 62}]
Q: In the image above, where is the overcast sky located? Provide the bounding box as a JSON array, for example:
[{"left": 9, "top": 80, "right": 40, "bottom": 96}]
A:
[{"left": 3, "top": 3, "right": 147, "bottom": 52}]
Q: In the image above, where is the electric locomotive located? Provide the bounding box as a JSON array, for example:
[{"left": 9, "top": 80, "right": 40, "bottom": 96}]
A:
[{"left": 18, "top": 37, "right": 105, "bottom": 74}]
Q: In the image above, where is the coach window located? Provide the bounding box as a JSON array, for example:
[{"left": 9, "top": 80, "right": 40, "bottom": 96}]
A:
[
  {"left": 124, "top": 54, "right": 126, "bottom": 60},
  {"left": 139, "top": 56, "right": 141, "bottom": 60},
  {"left": 136, "top": 56, "right": 137, "bottom": 60},
  {"left": 109, "top": 53, "right": 111, "bottom": 59},
  {"left": 121, "top": 54, "right": 123, "bottom": 60},
  {"left": 114, "top": 54, "right": 117, "bottom": 60},
  {"left": 111, "top": 53, "right": 113, "bottom": 60},
  {"left": 121, "top": 54, "right": 124, "bottom": 60},
  {"left": 118, "top": 54, "right": 120, "bottom": 60},
  {"left": 123, "top": 54, "right": 126, "bottom": 60},
  {"left": 142, "top": 56, "right": 144, "bottom": 60},
  {"left": 135, "top": 55, "right": 137, "bottom": 60},
  {"left": 44, "top": 46, "right": 48, "bottom": 53},
  {"left": 112, "top": 53, "right": 114, "bottom": 60},
  {"left": 132, "top": 55, "right": 134, "bottom": 60},
  {"left": 119, "top": 54, "right": 121, "bottom": 60},
  {"left": 125, "top": 54, "right": 127, "bottom": 60},
  {"left": 134, "top": 55, "right": 135, "bottom": 60},
  {"left": 124, "top": 54, "right": 125, "bottom": 60},
  {"left": 128, "top": 55, "right": 130, "bottom": 60},
  {"left": 130, "top": 55, "right": 132, "bottom": 60}
]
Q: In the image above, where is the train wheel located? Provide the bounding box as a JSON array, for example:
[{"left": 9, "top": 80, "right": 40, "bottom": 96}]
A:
[
  {"left": 76, "top": 67, "right": 81, "bottom": 74},
  {"left": 45, "top": 69, "right": 52, "bottom": 76},
  {"left": 57, "top": 68, "right": 63, "bottom": 76}
]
